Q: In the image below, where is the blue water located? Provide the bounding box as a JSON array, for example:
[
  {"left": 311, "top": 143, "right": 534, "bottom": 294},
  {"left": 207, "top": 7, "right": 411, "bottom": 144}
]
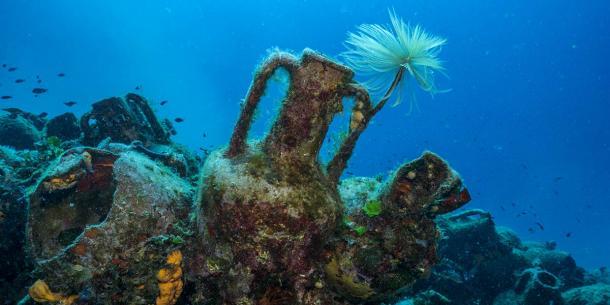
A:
[{"left": 1, "top": 0, "right": 609, "bottom": 269}]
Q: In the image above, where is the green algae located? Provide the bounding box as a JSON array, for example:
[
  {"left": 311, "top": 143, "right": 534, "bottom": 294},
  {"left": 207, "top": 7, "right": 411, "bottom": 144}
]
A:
[
  {"left": 362, "top": 199, "right": 382, "bottom": 217},
  {"left": 354, "top": 226, "right": 367, "bottom": 236}
]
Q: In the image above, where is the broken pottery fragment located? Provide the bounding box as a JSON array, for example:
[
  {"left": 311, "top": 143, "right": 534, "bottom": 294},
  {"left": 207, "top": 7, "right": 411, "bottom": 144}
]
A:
[
  {"left": 25, "top": 148, "right": 192, "bottom": 304},
  {"left": 80, "top": 93, "right": 172, "bottom": 147}
]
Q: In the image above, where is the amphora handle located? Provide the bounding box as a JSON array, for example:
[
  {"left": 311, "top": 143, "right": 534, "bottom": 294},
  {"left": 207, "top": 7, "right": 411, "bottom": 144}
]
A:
[
  {"left": 226, "top": 50, "right": 371, "bottom": 184},
  {"left": 226, "top": 52, "right": 299, "bottom": 158}
]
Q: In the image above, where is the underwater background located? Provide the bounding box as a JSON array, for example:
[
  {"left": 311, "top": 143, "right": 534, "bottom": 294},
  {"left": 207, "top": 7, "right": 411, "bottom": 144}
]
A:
[{"left": 1, "top": 0, "right": 609, "bottom": 303}]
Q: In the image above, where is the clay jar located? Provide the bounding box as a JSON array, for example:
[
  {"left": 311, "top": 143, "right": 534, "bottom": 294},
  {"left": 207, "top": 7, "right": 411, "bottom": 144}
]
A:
[{"left": 197, "top": 50, "right": 360, "bottom": 302}]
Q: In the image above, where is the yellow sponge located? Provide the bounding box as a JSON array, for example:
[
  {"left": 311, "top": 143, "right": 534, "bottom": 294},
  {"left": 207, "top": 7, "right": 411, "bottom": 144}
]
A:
[
  {"left": 155, "top": 250, "right": 184, "bottom": 305},
  {"left": 29, "top": 280, "right": 78, "bottom": 305}
]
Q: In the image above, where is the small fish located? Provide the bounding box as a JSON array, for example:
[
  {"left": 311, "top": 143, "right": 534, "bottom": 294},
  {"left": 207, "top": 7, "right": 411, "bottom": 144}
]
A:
[
  {"left": 37, "top": 79, "right": 42, "bottom": 84},
  {"left": 565, "top": 232, "right": 572, "bottom": 238},
  {"left": 36, "top": 75, "right": 40, "bottom": 79},
  {"left": 202, "top": 133, "right": 207, "bottom": 138},
  {"left": 8, "top": 67, "right": 17, "bottom": 72},
  {"left": 553, "top": 176, "right": 564, "bottom": 182},
  {"left": 1, "top": 64, "right": 6, "bottom": 68},
  {"left": 32, "top": 88, "right": 47, "bottom": 94},
  {"left": 15, "top": 79, "right": 25, "bottom": 83},
  {"left": 500, "top": 206, "right": 506, "bottom": 211},
  {"left": 1, "top": 96, "right": 11, "bottom": 100},
  {"left": 528, "top": 227, "right": 535, "bottom": 234},
  {"left": 160, "top": 100, "right": 168, "bottom": 106},
  {"left": 535, "top": 222, "right": 545, "bottom": 231},
  {"left": 64, "top": 101, "right": 77, "bottom": 107},
  {"left": 174, "top": 117, "right": 184, "bottom": 123},
  {"left": 135, "top": 85, "right": 142, "bottom": 90},
  {"left": 57, "top": 72, "right": 65, "bottom": 77},
  {"left": 38, "top": 112, "right": 48, "bottom": 118}
]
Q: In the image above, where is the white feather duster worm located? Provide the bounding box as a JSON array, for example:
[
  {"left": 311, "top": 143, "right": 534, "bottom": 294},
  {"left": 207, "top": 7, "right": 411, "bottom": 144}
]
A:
[{"left": 342, "top": 10, "right": 447, "bottom": 109}]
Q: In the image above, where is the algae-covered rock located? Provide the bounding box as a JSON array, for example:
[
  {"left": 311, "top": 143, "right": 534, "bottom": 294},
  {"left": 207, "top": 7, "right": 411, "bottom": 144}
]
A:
[
  {"left": 45, "top": 112, "right": 81, "bottom": 141},
  {"left": 409, "top": 209, "right": 527, "bottom": 305},
  {"left": 586, "top": 268, "right": 610, "bottom": 286},
  {"left": 0, "top": 145, "right": 49, "bottom": 303},
  {"left": 562, "top": 283, "right": 610, "bottom": 305},
  {"left": 496, "top": 226, "right": 522, "bottom": 249},
  {"left": 0, "top": 171, "right": 30, "bottom": 302},
  {"left": 0, "top": 113, "right": 41, "bottom": 150}
]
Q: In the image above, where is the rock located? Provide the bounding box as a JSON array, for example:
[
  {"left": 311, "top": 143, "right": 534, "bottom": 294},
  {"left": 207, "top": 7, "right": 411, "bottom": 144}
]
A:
[
  {"left": 400, "top": 203, "right": 609, "bottom": 305},
  {"left": 0, "top": 168, "right": 29, "bottom": 303},
  {"left": 585, "top": 268, "right": 610, "bottom": 285},
  {"left": 45, "top": 112, "right": 80, "bottom": 141},
  {"left": 0, "top": 114, "right": 41, "bottom": 150},
  {"left": 412, "top": 209, "right": 527, "bottom": 304},
  {"left": 562, "top": 283, "right": 610, "bottom": 305},
  {"left": 496, "top": 226, "right": 522, "bottom": 249},
  {"left": 1, "top": 108, "right": 46, "bottom": 130},
  {"left": 436, "top": 209, "right": 506, "bottom": 268}
]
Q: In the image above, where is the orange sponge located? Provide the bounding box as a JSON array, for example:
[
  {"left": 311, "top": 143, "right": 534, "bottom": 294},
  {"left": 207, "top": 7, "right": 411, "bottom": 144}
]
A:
[
  {"left": 155, "top": 250, "right": 184, "bottom": 305},
  {"left": 29, "top": 280, "right": 78, "bottom": 304}
]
